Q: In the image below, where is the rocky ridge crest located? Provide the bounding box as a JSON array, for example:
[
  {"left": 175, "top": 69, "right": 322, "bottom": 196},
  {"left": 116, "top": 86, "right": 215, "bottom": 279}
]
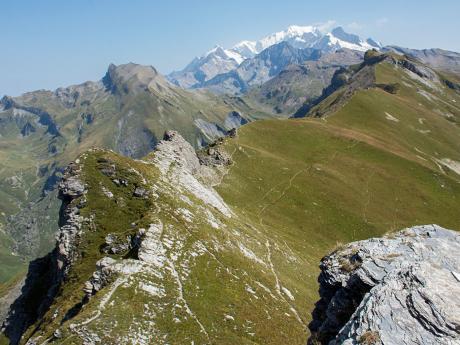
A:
[
  {"left": 2, "top": 132, "right": 237, "bottom": 344},
  {"left": 1, "top": 161, "right": 88, "bottom": 344}
]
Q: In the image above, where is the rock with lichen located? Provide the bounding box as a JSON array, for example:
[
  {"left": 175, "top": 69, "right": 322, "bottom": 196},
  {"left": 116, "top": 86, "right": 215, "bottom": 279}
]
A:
[{"left": 308, "top": 224, "right": 460, "bottom": 345}]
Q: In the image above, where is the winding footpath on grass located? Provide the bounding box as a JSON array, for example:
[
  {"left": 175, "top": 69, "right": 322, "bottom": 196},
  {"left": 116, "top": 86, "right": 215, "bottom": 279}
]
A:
[{"left": 253, "top": 168, "right": 310, "bottom": 327}]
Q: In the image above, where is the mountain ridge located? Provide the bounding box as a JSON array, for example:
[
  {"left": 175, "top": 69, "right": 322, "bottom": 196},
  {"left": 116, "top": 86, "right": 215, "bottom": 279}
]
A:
[
  {"left": 0, "top": 61, "right": 267, "bottom": 285},
  {"left": 1, "top": 18, "right": 460, "bottom": 343},
  {"left": 2, "top": 51, "right": 460, "bottom": 344},
  {"left": 167, "top": 25, "right": 381, "bottom": 89}
]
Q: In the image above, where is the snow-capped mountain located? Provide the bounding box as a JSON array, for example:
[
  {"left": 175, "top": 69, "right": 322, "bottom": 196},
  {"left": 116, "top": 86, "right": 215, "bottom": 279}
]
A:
[
  {"left": 232, "top": 25, "right": 324, "bottom": 58},
  {"left": 167, "top": 46, "right": 243, "bottom": 88},
  {"left": 201, "top": 43, "right": 323, "bottom": 94},
  {"left": 167, "top": 25, "right": 381, "bottom": 89},
  {"left": 312, "top": 27, "right": 380, "bottom": 52}
]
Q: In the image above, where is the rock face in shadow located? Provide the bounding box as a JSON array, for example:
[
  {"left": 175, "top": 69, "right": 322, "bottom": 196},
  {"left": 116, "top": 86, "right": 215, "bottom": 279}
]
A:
[
  {"left": 308, "top": 224, "right": 460, "bottom": 345},
  {"left": 1, "top": 255, "right": 54, "bottom": 344},
  {"left": 1, "top": 163, "right": 87, "bottom": 345}
]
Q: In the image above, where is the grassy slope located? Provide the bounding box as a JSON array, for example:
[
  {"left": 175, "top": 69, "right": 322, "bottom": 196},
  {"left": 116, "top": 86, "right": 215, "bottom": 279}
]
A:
[
  {"left": 0, "top": 114, "right": 53, "bottom": 283},
  {"left": 0, "top": 75, "right": 272, "bottom": 284},
  {"left": 21, "top": 150, "right": 310, "bottom": 344},
  {"left": 0, "top": 233, "right": 24, "bottom": 284},
  {"left": 7, "top": 58, "right": 460, "bottom": 344},
  {"left": 215, "top": 58, "right": 460, "bottom": 337}
]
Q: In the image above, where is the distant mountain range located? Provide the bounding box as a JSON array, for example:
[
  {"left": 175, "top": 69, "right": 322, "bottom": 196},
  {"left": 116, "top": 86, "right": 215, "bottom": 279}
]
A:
[
  {"left": 3, "top": 49, "right": 460, "bottom": 345},
  {"left": 1, "top": 17, "right": 460, "bottom": 345},
  {"left": 167, "top": 25, "right": 460, "bottom": 112},
  {"left": 0, "top": 62, "right": 267, "bottom": 280},
  {"left": 167, "top": 25, "right": 381, "bottom": 89}
]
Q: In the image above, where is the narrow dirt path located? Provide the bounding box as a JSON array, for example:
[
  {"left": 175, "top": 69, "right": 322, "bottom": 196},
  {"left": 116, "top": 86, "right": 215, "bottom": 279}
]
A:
[{"left": 254, "top": 168, "right": 309, "bottom": 327}]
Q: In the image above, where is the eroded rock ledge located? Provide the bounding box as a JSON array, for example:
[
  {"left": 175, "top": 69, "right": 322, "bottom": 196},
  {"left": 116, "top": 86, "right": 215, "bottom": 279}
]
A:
[
  {"left": 2, "top": 131, "right": 235, "bottom": 344},
  {"left": 1, "top": 162, "right": 88, "bottom": 344},
  {"left": 308, "top": 224, "right": 460, "bottom": 345}
]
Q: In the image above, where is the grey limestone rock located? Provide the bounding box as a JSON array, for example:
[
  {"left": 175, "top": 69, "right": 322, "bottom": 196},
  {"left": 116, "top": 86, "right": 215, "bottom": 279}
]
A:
[
  {"left": 83, "top": 257, "right": 117, "bottom": 298},
  {"left": 309, "top": 224, "right": 460, "bottom": 345},
  {"left": 133, "top": 186, "right": 147, "bottom": 198},
  {"left": 155, "top": 130, "right": 204, "bottom": 177},
  {"left": 58, "top": 175, "right": 85, "bottom": 198}
]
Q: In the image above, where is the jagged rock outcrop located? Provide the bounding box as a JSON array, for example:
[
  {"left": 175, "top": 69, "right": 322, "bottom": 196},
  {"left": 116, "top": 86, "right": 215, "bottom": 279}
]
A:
[
  {"left": 20, "top": 122, "right": 36, "bottom": 136},
  {"left": 55, "top": 162, "right": 88, "bottom": 278},
  {"left": 396, "top": 58, "right": 439, "bottom": 81},
  {"left": 224, "top": 111, "right": 248, "bottom": 130},
  {"left": 152, "top": 130, "right": 233, "bottom": 195},
  {"left": 153, "top": 130, "right": 205, "bottom": 177},
  {"left": 82, "top": 257, "right": 118, "bottom": 298},
  {"left": 198, "top": 144, "right": 232, "bottom": 168},
  {"left": 2, "top": 132, "right": 236, "bottom": 344},
  {"left": 193, "top": 111, "right": 248, "bottom": 144},
  {"left": 1, "top": 163, "right": 88, "bottom": 344},
  {"left": 308, "top": 224, "right": 460, "bottom": 345}
]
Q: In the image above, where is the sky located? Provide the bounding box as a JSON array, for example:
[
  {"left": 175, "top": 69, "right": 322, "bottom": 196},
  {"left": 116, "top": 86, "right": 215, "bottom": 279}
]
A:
[{"left": 1, "top": 0, "right": 459, "bottom": 96}]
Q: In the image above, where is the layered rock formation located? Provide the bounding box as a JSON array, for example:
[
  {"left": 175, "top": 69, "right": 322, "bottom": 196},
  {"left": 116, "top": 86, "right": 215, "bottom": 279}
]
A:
[
  {"left": 0, "top": 62, "right": 256, "bottom": 275},
  {"left": 309, "top": 224, "right": 460, "bottom": 345},
  {"left": 1, "top": 162, "right": 88, "bottom": 344},
  {"left": 1, "top": 132, "right": 242, "bottom": 344}
]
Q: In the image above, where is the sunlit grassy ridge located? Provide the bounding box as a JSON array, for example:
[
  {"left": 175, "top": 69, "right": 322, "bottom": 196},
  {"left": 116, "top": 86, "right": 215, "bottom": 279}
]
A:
[
  {"left": 5, "top": 55, "right": 460, "bottom": 344},
  {"left": 19, "top": 149, "right": 310, "bottom": 344},
  {"left": 215, "top": 56, "right": 460, "bottom": 339},
  {"left": 0, "top": 65, "right": 273, "bottom": 285}
]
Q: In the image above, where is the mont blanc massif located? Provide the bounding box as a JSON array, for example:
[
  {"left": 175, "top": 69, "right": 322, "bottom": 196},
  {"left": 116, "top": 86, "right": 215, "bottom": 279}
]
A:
[{"left": 0, "top": 23, "right": 459, "bottom": 345}]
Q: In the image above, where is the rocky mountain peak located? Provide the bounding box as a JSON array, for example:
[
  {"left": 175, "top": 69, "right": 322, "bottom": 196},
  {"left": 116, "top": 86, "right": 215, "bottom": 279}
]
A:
[
  {"left": 168, "top": 24, "right": 380, "bottom": 89},
  {"left": 103, "top": 62, "right": 167, "bottom": 94},
  {"left": 0, "top": 95, "right": 14, "bottom": 109},
  {"left": 107, "top": 62, "right": 159, "bottom": 80},
  {"left": 205, "top": 45, "right": 229, "bottom": 59},
  {"left": 331, "top": 26, "right": 361, "bottom": 45}
]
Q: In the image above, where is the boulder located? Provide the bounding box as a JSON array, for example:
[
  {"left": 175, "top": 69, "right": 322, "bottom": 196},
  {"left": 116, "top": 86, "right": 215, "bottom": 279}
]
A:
[
  {"left": 58, "top": 176, "right": 85, "bottom": 198},
  {"left": 133, "top": 187, "right": 147, "bottom": 197},
  {"left": 309, "top": 224, "right": 460, "bottom": 345}
]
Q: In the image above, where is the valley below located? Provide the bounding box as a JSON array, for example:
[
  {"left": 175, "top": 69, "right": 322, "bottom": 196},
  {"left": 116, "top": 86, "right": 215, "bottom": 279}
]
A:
[{"left": 1, "top": 22, "right": 460, "bottom": 345}]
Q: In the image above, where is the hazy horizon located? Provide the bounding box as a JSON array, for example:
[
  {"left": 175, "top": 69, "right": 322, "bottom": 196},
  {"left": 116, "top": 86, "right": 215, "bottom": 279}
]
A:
[{"left": 2, "top": 0, "right": 459, "bottom": 96}]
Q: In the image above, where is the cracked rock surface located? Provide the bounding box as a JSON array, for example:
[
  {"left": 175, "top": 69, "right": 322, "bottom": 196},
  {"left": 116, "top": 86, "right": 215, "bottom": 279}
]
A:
[{"left": 309, "top": 224, "right": 460, "bottom": 345}]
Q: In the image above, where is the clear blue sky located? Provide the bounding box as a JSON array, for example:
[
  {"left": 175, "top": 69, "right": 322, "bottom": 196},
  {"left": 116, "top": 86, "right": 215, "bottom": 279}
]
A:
[{"left": 2, "top": 0, "right": 459, "bottom": 96}]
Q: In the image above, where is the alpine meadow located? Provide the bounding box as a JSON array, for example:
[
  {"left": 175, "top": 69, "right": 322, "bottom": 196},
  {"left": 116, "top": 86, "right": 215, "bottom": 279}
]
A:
[{"left": 1, "top": 2, "right": 459, "bottom": 344}]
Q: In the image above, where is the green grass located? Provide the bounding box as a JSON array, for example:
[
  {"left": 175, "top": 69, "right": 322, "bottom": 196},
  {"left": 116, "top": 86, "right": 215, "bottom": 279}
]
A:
[
  {"left": 20, "top": 150, "right": 159, "bottom": 340},
  {"left": 0, "top": 266, "right": 25, "bottom": 299},
  {"left": 0, "top": 230, "right": 25, "bottom": 284},
  {"left": 216, "top": 116, "right": 460, "bottom": 322},
  {"left": 0, "top": 72, "right": 273, "bottom": 283},
  {"left": 20, "top": 147, "right": 310, "bottom": 344},
  {"left": 8, "top": 56, "right": 460, "bottom": 344},
  {"left": 212, "top": 59, "right": 460, "bottom": 341}
]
